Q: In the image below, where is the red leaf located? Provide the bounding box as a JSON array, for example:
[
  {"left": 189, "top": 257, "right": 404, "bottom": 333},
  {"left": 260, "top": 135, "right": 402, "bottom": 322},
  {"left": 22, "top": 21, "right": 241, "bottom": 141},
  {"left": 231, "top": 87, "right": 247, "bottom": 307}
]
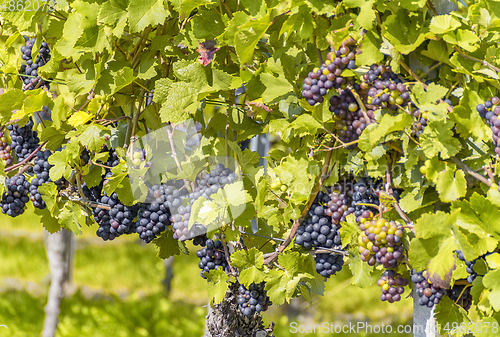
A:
[{"left": 197, "top": 40, "right": 220, "bottom": 66}]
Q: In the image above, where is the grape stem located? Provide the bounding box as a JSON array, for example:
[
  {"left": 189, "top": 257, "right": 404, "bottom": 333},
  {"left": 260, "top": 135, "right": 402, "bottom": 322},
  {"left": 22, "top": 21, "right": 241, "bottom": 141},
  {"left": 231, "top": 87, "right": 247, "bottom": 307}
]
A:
[
  {"left": 15, "top": 162, "right": 34, "bottom": 176},
  {"left": 220, "top": 232, "right": 236, "bottom": 275},
  {"left": 385, "top": 159, "right": 414, "bottom": 228},
  {"left": 130, "top": 79, "right": 150, "bottom": 145},
  {"left": 321, "top": 130, "right": 359, "bottom": 149},
  {"left": 454, "top": 284, "right": 472, "bottom": 305},
  {"left": 453, "top": 46, "right": 500, "bottom": 74},
  {"left": 124, "top": 84, "right": 135, "bottom": 148},
  {"left": 89, "top": 160, "right": 114, "bottom": 170},
  {"left": 313, "top": 36, "right": 323, "bottom": 64},
  {"left": 263, "top": 144, "right": 334, "bottom": 265},
  {"left": 166, "top": 123, "right": 193, "bottom": 191},
  {"left": 268, "top": 189, "right": 288, "bottom": 206},
  {"left": 60, "top": 192, "right": 112, "bottom": 210},
  {"left": 451, "top": 156, "right": 492, "bottom": 187},
  {"left": 75, "top": 171, "right": 89, "bottom": 203},
  {"left": 311, "top": 248, "right": 348, "bottom": 256},
  {"left": 348, "top": 87, "right": 372, "bottom": 125},
  {"left": 484, "top": 165, "right": 495, "bottom": 182},
  {"left": 5, "top": 141, "right": 48, "bottom": 172},
  {"left": 273, "top": 262, "right": 286, "bottom": 271}
]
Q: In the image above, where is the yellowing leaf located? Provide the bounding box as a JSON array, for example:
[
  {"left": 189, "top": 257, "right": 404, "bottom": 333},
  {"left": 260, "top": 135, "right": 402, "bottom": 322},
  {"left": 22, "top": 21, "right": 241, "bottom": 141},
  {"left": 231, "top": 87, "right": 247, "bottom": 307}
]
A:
[{"left": 67, "top": 111, "right": 93, "bottom": 127}]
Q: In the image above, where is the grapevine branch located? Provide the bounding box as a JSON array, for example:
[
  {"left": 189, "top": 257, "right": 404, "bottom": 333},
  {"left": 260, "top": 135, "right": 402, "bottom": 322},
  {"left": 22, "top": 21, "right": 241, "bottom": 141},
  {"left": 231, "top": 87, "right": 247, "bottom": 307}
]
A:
[
  {"left": 5, "top": 141, "right": 48, "bottom": 172},
  {"left": 311, "top": 248, "right": 348, "bottom": 256},
  {"left": 385, "top": 157, "right": 414, "bottom": 227},
  {"left": 59, "top": 192, "right": 112, "bottom": 210},
  {"left": 451, "top": 156, "right": 493, "bottom": 187},
  {"left": 453, "top": 46, "right": 500, "bottom": 74},
  {"left": 263, "top": 147, "right": 334, "bottom": 265},
  {"left": 348, "top": 87, "right": 372, "bottom": 125},
  {"left": 130, "top": 79, "right": 150, "bottom": 144}
]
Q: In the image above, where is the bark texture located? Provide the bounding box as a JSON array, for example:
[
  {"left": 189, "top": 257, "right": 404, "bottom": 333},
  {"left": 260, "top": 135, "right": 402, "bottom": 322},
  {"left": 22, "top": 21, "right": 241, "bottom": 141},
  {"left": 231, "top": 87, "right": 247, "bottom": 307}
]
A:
[
  {"left": 42, "top": 229, "right": 73, "bottom": 337},
  {"left": 204, "top": 283, "right": 274, "bottom": 337}
]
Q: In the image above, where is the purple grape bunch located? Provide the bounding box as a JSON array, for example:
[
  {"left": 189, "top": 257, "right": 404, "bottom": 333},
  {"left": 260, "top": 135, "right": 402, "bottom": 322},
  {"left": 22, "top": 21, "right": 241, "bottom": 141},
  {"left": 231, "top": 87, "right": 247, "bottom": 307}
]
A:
[
  {"left": 361, "top": 64, "right": 410, "bottom": 110},
  {"left": 477, "top": 96, "right": 500, "bottom": 156},
  {"left": 329, "top": 90, "right": 376, "bottom": 145},
  {"left": 377, "top": 270, "right": 409, "bottom": 303},
  {"left": 302, "top": 38, "right": 357, "bottom": 106},
  {"left": 19, "top": 36, "right": 51, "bottom": 91}
]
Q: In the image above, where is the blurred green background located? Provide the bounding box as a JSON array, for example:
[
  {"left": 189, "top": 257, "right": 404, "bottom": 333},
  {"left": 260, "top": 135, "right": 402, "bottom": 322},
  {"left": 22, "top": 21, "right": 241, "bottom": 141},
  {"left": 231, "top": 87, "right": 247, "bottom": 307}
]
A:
[{"left": 0, "top": 204, "right": 413, "bottom": 337}]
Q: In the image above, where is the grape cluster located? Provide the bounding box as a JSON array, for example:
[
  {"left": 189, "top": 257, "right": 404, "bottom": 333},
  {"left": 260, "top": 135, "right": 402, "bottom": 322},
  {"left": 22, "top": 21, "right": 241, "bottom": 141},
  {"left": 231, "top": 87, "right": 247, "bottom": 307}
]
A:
[
  {"left": 196, "top": 238, "right": 230, "bottom": 279},
  {"left": 412, "top": 109, "right": 429, "bottom": 137},
  {"left": 352, "top": 178, "right": 380, "bottom": 223},
  {"left": 315, "top": 253, "right": 345, "bottom": 278},
  {"left": 362, "top": 64, "right": 410, "bottom": 110},
  {"left": 326, "top": 183, "right": 355, "bottom": 226},
  {"left": 29, "top": 150, "right": 53, "bottom": 210},
  {"left": 171, "top": 164, "right": 236, "bottom": 242},
  {"left": 358, "top": 218, "right": 404, "bottom": 268},
  {"left": 477, "top": 96, "right": 500, "bottom": 160},
  {"left": 135, "top": 184, "right": 172, "bottom": 243},
  {"left": 0, "top": 131, "right": 13, "bottom": 165},
  {"left": 19, "top": 36, "right": 51, "bottom": 91},
  {"left": 295, "top": 192, "right": 341, "bottom": 250},
  {"left": 237, "top": 282, "right": 272, "bottom": 317},
  {"left": 456, "top": 250, "right": 477, "bottom": 284},
  {"left": 82, "top": 184, "right": 102, "bottom": 203},
  {"left": 90, "top": 148, "right": 143, "bottom": 241},
  {"left": 329, "top": 90, "right": 376, "bottom": 145},
  {"left": 412, "top": 270, "right": 446, "bottom": 308},
  {"left": 102, "top": 147, "right": 120, "bottom": 168},
  {"left": 447, "top": 285, "right": 472, "bottom": 311},
  {"left": 130, "top": 148, "right": 149, "bottom": 169},
  {"left": 1, "top": 175, "right": 30, "bottom": 217},
  {"left": 94, "top": 193, "right": 139, "bottom": 241},
  {"left": 295, "top": 191, "right": 345, "bottom": 278},
  {"left": 7, "top": 119, "right": 40, "bottom": 162},
  {"left": 377, "top": 270, "right": 409, "bottom": 303},
  {"left": 302, "top": 38, "right": 357, "bottom": 106}
]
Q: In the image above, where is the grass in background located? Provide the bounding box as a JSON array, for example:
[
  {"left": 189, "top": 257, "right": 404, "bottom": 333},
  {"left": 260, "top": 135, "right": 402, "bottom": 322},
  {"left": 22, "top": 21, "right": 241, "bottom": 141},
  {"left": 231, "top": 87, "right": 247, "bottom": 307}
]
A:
[
  {"left": 0, "top": 210, "right": 413, "bottom": 336},
  {"left": 0, "top": 290, "right": 206, "bottom": 337}
]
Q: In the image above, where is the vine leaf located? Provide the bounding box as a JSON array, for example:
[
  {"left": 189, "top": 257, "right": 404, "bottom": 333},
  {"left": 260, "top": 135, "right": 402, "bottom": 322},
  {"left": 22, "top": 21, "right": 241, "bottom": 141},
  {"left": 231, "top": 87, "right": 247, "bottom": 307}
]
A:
[
  {"left": 78, "top": 124, "right": 109, "bottom": 152},
  {"left": 67, "top": 111, "right": 93, "bottom": 127},
  {"left": 127, "top": 0, "right": 168, "bottom": 34},
  {"left": 435, "top": 297, "right": 470, "bottom": 334},
  {"left": 349, "top": 252, "right": 373, "bottom": 288},
  {"left": 0, "top": 89, "right": 26, "bottom": 123},
  {"left": 420, "top": 120, "right": 461, "bottom": 159},
  {"left": 436, "top": 168, "right": 467, "bottom": 202},
  {"left": 231, "top": 249, "right": 265, "bottom": 286},
  {"left": 153, "top": 230, "right": 180, "bottom": 259},
  {"left": 339, "top": 213, "right": 360, "bottom": 248},
  {"left": 59, "top": 202, "right": 84, "bottom": 235},
  {"left": 206, "top": 269, "right": 229, "bottom": 304},
  {"left": 378, "top": 191, "right": 397, "bottom": 208},
  {"left": 34, "top": 207, "right": 61, "bottom": 234},
  {"left": 234, "top": 15, "right": 270, "bottom": 65},
  {"left": 482, "top": 269, "right": 500, "bottom": 311},
  {"left": 343, "top": 0, "right": 375, "bottom": 30},
  {"left": 358, "top": 113, "right": 412, "bottom": 152},
  {"left": 429, "top": 14, "right": 462, "bottom": 35}
]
